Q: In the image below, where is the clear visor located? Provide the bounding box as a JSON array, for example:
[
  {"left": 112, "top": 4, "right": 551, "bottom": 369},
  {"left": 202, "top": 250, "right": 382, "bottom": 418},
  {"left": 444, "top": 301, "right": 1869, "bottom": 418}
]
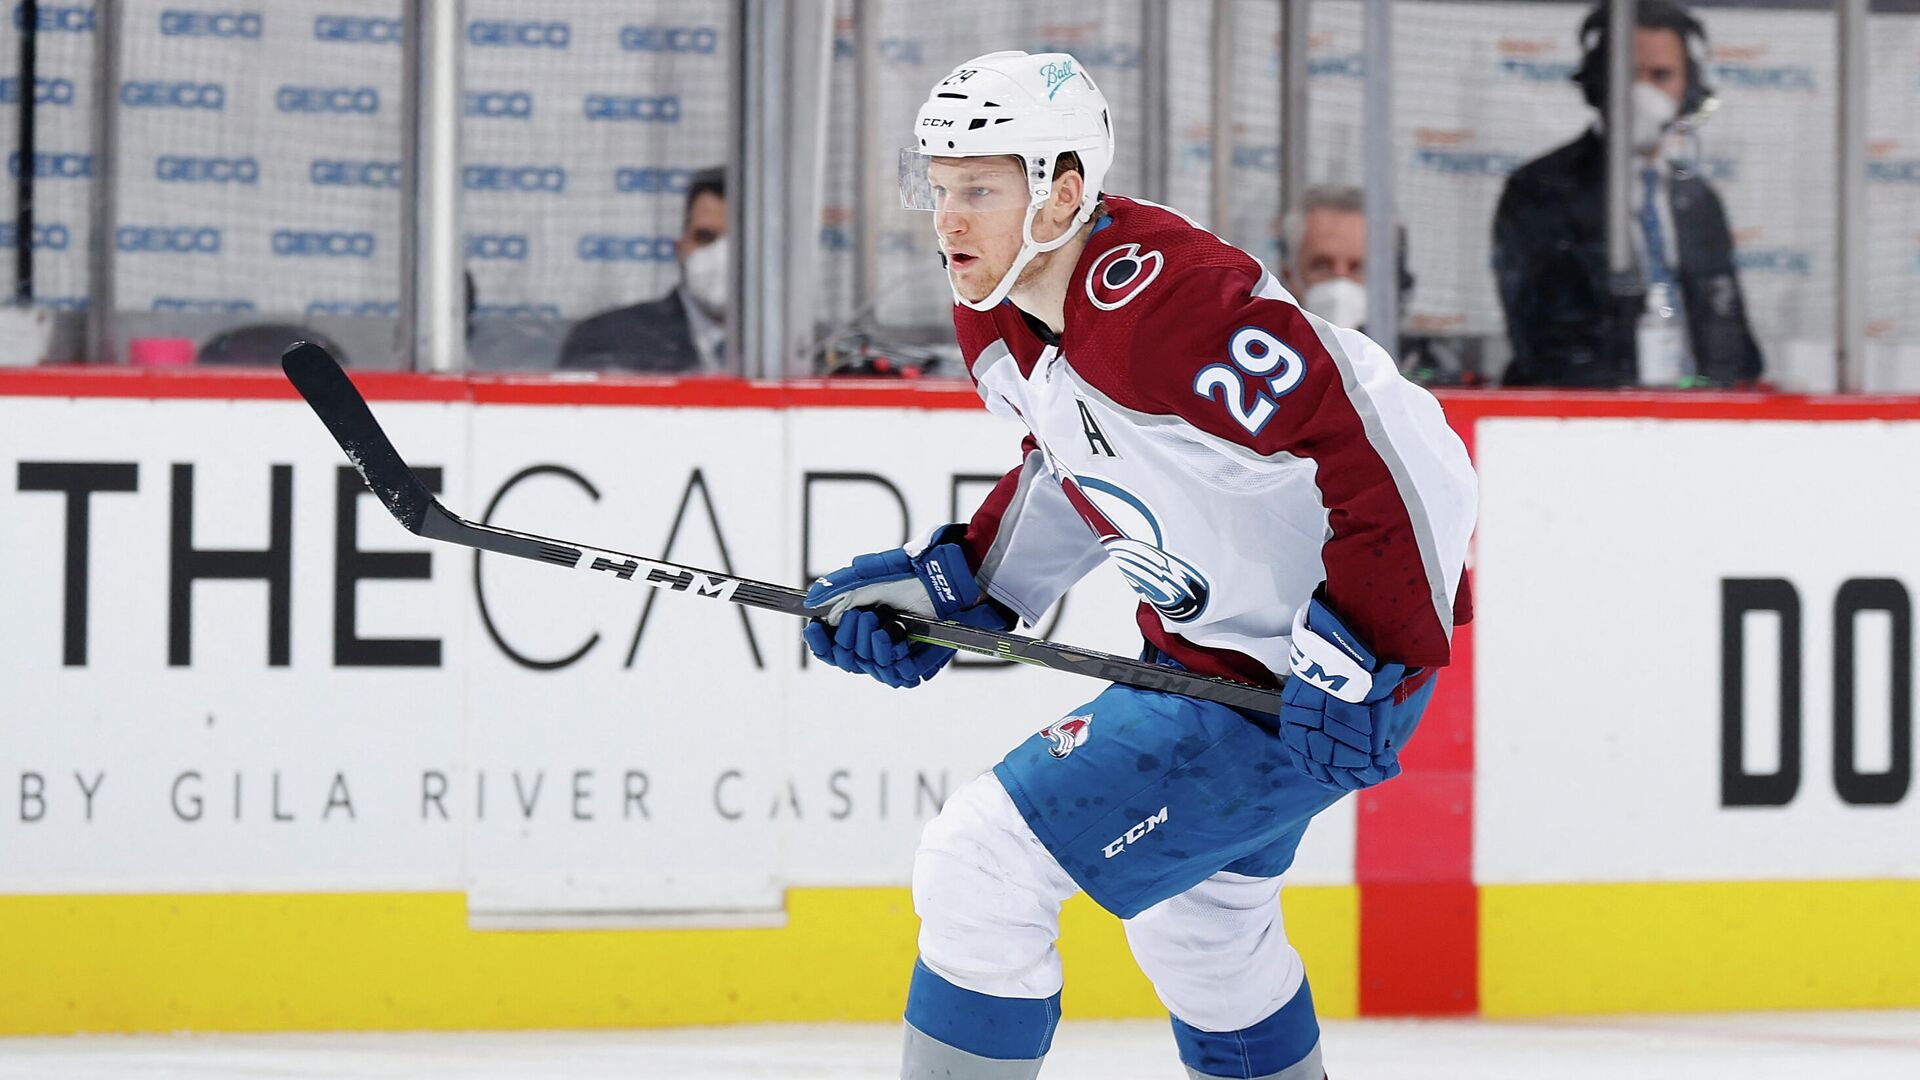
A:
[{"left": 898, "top": 150, "right": 1040, "bottom": 214}]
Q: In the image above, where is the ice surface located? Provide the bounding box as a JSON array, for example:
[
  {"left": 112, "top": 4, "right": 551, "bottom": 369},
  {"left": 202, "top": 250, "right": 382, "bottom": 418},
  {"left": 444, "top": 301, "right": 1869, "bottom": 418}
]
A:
[{"left": 1, "top": 1012, "right": 1916, "bottom": 1079}]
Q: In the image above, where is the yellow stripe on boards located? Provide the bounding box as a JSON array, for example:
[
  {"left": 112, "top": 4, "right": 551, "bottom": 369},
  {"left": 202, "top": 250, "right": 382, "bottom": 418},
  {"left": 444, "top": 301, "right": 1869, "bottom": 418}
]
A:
[
  {"left": 1481, "top": 879, "right": 1920, "bottom": 1016},
  {"left": 0, "top": 886, "right": 1359, "bottom": 1035}
]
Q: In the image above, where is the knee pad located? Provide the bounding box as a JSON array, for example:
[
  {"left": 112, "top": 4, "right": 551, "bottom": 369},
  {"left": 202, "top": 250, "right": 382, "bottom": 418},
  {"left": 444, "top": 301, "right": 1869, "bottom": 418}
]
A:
[
  {"left": 912, "top": 772, "right": 1078, "bottom": 1000},
  {"left": 1171, "top": 981, "right": 1323, "bottom": 1080},
  {"left": 1124, "top": 873, "right": 1303, "bottom": 1032}
]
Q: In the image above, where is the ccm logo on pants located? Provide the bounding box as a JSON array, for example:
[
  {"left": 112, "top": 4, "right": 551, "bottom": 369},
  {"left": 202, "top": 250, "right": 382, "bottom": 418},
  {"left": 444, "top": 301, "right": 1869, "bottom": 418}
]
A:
[{"left": 1104, "top": 806, "right": 1169, "bottom": 858}]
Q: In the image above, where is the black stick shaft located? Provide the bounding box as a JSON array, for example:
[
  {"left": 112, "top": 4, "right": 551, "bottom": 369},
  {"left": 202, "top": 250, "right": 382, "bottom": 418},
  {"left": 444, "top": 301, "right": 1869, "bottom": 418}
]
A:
[{"left": 281, "top": 341, "right": 1285, "bottom": 715}]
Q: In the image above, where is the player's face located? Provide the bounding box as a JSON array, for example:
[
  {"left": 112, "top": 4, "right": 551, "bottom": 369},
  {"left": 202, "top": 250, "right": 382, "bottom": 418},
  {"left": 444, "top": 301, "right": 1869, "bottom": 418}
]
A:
[
  {"left": 1293, "top": 208, "right": 1367, "bottom": 290},
  {"left": 1632, "top": 28, "right": 1688, "bottom": 106},
  {"left": 927, "top": 156, "right": 1032, "bottom": 303}
]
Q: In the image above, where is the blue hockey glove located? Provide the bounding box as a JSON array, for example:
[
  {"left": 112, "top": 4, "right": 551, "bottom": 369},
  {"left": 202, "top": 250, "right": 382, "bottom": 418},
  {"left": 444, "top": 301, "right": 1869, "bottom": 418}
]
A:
[
  {"left": 1279, "top": 591, "right": 1425, "bottom": 792},
  {"left": 803, "top": 525, "right": 1014, "bottom": 689}
]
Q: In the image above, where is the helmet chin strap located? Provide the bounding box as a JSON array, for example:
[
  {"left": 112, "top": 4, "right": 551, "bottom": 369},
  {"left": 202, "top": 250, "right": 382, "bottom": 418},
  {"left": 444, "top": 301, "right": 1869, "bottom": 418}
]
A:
[{"left": 952, "top": 186, "right": 1095, "bottom": 312}]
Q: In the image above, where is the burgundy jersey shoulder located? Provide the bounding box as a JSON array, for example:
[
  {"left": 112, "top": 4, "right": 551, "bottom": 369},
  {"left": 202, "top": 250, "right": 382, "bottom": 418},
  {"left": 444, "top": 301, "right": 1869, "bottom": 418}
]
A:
[
  {"left": 954, "top": 296, "right": 1048, "bottom": 381},
  {"left": 1060, "top": 196, "right": 1267, "bottom": 411}
]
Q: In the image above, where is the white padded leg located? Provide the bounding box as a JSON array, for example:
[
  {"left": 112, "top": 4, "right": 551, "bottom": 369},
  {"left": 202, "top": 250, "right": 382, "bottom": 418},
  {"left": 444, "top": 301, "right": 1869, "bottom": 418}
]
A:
[
  {"left": 1122, "top": 872, "right": 1305, "bottom": 1033},
  {"left": 912, "top": 771, "right": 1080, "bottom": 1000}
]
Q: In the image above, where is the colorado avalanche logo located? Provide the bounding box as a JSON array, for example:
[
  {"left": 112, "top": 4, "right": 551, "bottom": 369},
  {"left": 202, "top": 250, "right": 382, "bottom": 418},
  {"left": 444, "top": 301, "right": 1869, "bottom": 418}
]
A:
[
  {"left": 1042, "top": 714, "right": 1093, "bottom": 759},
  {"left": 1059, "top": 474, "right": 1210, "bottom": 623},
  {"left": 1084, "top": 243, "right": 1164, "bottom": 310}
]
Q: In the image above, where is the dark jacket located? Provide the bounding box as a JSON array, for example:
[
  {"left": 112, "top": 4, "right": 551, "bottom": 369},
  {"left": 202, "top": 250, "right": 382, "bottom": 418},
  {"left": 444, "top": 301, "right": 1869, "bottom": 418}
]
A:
[
  {"left": 558, "top": 286, "right": 702, "bottom": 372},
  {"left": 1492, "top": 130, "right": 1763, "bottom": 387}
]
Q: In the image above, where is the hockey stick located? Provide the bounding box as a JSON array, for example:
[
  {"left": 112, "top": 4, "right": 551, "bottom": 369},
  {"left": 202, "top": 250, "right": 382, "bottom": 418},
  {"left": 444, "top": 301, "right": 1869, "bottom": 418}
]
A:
[{"left": 280, "top": 341, "right": 1284, "bottom": 714}]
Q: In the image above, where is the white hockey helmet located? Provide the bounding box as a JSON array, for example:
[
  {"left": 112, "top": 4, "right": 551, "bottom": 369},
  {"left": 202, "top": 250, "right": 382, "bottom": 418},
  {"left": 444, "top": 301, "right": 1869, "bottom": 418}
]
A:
[{"left": 901, "top": 50, "right": 1115, "bottom": 310}]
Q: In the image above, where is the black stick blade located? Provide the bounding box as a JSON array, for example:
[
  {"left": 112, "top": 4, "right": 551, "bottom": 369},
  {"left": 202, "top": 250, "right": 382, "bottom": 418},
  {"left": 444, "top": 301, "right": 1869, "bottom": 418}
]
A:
[{"left": 281, "top": 341, "right": 439, "bottom": 534}]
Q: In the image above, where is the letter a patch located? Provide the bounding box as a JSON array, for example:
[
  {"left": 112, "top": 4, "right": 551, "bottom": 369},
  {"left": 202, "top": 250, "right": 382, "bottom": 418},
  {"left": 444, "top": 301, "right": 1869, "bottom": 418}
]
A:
[{"left": 1078, "top": 399, "right": 1117, "bottom": 458}]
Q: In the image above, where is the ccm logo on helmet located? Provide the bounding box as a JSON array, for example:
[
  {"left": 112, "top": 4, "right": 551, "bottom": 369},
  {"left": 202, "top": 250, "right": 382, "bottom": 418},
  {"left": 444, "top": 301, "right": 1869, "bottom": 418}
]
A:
[{"left": 1084, "top": 243, "right": 1163, "bottom": 310}]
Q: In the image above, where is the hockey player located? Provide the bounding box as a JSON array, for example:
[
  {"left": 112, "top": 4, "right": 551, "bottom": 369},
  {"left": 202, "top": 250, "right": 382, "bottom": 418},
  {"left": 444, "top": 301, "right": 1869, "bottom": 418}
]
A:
[{"left": 804, "top": 51, "right": 1476, "bottom": 1080}]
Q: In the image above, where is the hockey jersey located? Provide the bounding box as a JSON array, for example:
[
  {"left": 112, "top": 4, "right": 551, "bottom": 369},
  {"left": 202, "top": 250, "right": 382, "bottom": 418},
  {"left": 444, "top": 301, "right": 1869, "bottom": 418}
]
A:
[{"left": 952, "top": 196, "right": 1477, "bottom": 687}]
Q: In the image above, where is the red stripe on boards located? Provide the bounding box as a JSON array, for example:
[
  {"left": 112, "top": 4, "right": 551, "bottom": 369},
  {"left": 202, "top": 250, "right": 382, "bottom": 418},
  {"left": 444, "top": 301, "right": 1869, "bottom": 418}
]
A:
[
  {"left": 1354, "top": 410, "right": 1480, "bottom": 1016},
  {"left": 1359, "top": 882, "right": 1480, "bottom": 1015}
]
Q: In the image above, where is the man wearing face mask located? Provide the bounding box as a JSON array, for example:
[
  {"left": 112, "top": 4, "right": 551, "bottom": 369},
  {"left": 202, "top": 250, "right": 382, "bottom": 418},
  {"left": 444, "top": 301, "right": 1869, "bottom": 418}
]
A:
[
  {"left": 1280, "top": 184, "right": 1372, "bottom": 332},
  {"left": 1492, "top": 0, "right": 1762, "bottom": 387},
  {"left": 1281, "top": 185, "right": 1471, "bottom": 384},
  {"left": 560, "top": 166, "right": 730, "bottom": 373}
]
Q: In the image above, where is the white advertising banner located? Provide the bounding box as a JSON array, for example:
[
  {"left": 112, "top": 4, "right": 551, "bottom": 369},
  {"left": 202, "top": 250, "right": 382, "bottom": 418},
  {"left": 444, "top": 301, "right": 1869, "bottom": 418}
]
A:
[
  {"left": 1474, "top": 417, "right": 1920, "bottom": 884},
  {"left": 1, "top": 396, "right": 1355, "bottom": 918}
]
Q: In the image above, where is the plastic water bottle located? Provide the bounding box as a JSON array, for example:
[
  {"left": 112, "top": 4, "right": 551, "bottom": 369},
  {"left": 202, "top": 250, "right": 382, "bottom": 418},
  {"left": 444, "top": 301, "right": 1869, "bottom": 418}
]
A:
[{"left": 1636, "top": 281, "right": 1689, "bottom": 387}]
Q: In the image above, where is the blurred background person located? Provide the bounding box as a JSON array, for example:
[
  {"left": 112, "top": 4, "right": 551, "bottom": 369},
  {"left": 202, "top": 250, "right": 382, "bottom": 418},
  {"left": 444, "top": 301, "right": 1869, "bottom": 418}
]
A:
[
  {"left": 560, "top": 167, "right": 728, "bottom": 373},
  {"left": 1280, "top": 184, "right": 1369, "bottom": 330},
  {"left": 1492, "top": 0, "right": 1762, "bottom": 388},
  {"left": 1280, "top": 183, "right": 1468, "bottom": 383}
]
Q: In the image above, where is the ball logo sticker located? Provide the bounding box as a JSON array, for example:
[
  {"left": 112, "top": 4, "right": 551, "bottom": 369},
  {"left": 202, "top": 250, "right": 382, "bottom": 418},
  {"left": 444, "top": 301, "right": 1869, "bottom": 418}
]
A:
[
  {"left": 1042, "top": 714, "right": 1093, "bottom": 759},
  {"left": 1084, "top": 243, "right": 1163, "bottom": 310}
]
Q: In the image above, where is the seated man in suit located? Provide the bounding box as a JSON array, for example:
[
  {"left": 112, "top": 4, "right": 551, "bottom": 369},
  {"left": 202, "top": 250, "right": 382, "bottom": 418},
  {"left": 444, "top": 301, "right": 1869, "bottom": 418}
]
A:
[
  {"left": 560, "top": 167, "right": 728, "bottom": 373},
  {"left": 1492, "top": 0, "right": 1762, "bottom": 387}
]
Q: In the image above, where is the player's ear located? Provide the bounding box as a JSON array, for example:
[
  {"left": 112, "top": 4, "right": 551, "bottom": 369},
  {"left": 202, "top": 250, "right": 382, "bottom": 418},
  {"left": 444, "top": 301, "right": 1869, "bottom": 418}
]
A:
[{"left": 1045, "top": 169, "right": 1083, "bottom": 232}]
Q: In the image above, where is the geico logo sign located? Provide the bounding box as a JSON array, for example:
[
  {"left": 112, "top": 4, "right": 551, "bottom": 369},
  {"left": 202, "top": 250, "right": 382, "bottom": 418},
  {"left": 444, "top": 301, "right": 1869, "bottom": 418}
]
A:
[
  {"left": 583, "top": 94, "right": 680, "bottom": 122},
  {"left": 14, "top": 3, "right": 94, "bottom": 31},
  {"left": 577, "top": 234, "right": 677, "bottom": 262},
  {"left": 465, "top": 233, "right": 529, "bottom": 260},
  {"left": 272, "top": 229, "right": 375, "bottom": 257},
  {"left": 0, "top": 222, "right": 72, "bottom": 250},
  {"left": 10, "top": 151, "right": 92, "bottom": 179},
  {"left": 618, "top": 24, "right": 718, "bottom": 53},
  {"left": 310, "top": 159, "right": 400, "bottom": 188},
  {"left": 159, "top": 9, "right": 263, "bottom": 38},
  {"left": 0, "top": 75, "right": 77, "bottom": 105},
  {"left": 120, "top": 80, "right": 225, "bottom": 110},
  {"left": 153, "top": 296, "right": 256, "bottom": 313},
  {"left": 313, "top": 14, "right": 401, "bottom": 43},
  {"left": 276, "top": 85, "right": 378, "bottom": 114},
  {"left": 156, "top": 154, "right": 258, "bottom": 184},
  {"left": 1867, "top": 159, "right": 1920, "bottom": 185},
  {"left": 1711, "top": 62, "right": 1815, "bottom": 92},
  {"left": 116, "top": 225, "right": 221, "bottom": 254},
  {"left": 614, "top": 166, "right": 694, "bottom": 194},
  {"left": 463, "top": 164, "right": 566, "bottom": 194},
  {"left": 877, "top": 37, "right": 923, "bottom": 64},
  {"left": 474, "top": 302, "right": 563, "bottom": 320},
  {"left": 305, "top": 299, "right": 399, "bottom": 317},
  {"left": 467, "top": 19, "right": 568, "bottom": 48},
  {"left": 464, "top": 90, "right": 532, "bottom": 118}
]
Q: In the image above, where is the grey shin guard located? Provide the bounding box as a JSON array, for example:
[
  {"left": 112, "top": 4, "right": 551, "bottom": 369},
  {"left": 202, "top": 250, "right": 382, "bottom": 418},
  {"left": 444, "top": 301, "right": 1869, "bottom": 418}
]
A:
[
  {"left": 902, "top": 1020, "right": 1046, "bottom": 1080},
  {"left": 1184, "top": 1037, "right": 1325, "bottom": 1080}
]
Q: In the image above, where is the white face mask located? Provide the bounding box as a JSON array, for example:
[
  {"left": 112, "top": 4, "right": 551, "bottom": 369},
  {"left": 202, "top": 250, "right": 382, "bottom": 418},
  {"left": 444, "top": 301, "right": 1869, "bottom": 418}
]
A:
[
  {"left": 681, "top": 234, "right": 728, "bottom": 318},
  {"left": 1630, "top": 80, "right": 1680, "bottom": 155},
  {"left": 1596, "top": 80, "right": 1683, "bottom": 156},
  {"left": 1302, "top": 276, "right": 1367, "bottom": 329}
]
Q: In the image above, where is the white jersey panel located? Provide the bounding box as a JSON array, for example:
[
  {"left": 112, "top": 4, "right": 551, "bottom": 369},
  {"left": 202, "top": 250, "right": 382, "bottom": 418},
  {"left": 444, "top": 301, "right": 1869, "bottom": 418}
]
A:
[
  {"left": 969, "top": 347, "right": 1110, "bottom": 626},
  {"left": 1250, "top": 269, "right": 1479, "bottom": 630},
  {"left": 975, "top": 341, "right": 1334, "bottom": 678}
]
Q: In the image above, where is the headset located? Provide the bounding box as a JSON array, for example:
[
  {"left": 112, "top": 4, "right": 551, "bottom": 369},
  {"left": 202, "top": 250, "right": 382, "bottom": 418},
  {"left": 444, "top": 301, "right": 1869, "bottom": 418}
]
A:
[{"left": 1572, "top": 0, "right": 1716, "bottom": 123}]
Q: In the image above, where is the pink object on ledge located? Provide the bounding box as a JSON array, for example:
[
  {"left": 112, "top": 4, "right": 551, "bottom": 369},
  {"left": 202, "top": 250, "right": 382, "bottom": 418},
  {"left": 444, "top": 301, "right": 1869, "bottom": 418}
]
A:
[{"left": 127, "top": 337, "right": 197, "bottom": 367}]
